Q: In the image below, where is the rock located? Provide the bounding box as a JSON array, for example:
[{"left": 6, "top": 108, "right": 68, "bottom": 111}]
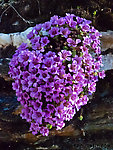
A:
[
  {"left": 0, "top": 27, "right": 32, "bottom": 49},
  {"left": 101, "top": 30, "right": 113, "bottom": 51},
  {"left": 101, "top": 54, "right": 113, "bottom": 71}
]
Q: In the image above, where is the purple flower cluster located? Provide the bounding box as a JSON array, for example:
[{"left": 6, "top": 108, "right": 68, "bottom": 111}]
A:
[{"left": 9, "top": 13, "right": 105, "bottom": 136}]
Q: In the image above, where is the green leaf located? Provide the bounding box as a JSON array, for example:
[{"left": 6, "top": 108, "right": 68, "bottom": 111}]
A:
[
  {"left": 81, "top": 91, "right": 84, "bottom": 95},
  {"left": 79, "top": 115, "right": 83, "bottom": 121},
  {"left": 63, "top": 60, "right": 66, "bottom": 63},
  {"left": 94, "top": 72, "right": 98, "bottom": 76},
  {"left": 80, "top": 52, "right": 83, "bottom": 57},
  {"left": 77, "top": 35, "right": 83, "bottom": 40},
  {"left": 93, "top": 10, "right": 97, "bottom": 16},
  {"left": 72, "top": 80, "right": 75, "bottom": 84},
  {"left": 47, "top": 124, "right": 52, "bottom": 129},
  {"left": 63, "top": 46, "right": 68, "bottom": 50},
  {"left": 77, "top": 6, "right": 80, "bottom": 9},
  {"left": 72, "top": 50, "right": 76, "bottom": 57}
]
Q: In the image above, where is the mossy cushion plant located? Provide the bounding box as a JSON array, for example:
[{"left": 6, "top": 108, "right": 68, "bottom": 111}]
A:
[{"left": 9, "top": 13, "right": 105, "bottom": 136}]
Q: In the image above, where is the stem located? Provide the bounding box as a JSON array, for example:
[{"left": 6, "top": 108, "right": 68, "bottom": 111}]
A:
[
  {"left": 36, "top": 0, "right": 41, "bottom": 15},
  {"left": 9, "top": 3, "right": 34, "bottom": 24},
  {"left": 0, "top": 5, "right": 11, "bottom": 23}
]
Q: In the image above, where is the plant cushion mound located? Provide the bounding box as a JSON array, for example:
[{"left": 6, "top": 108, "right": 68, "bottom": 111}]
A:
[{"left": 9, "top": 13, "right": 105, "bottom": 136}]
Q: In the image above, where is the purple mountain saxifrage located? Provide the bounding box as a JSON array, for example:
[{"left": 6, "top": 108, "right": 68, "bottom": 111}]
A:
[{"left": 8, "top": 13, "right": 105, "bottom": 136}]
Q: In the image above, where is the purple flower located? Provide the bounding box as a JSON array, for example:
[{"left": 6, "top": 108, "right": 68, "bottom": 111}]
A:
[
  {"left": 83, "top": 37, "right": 91, "bottom": 46},
  {"left": 18, "top": 50, "right": 29, "bottom": 63},
  {"left": 29, "top": 56, "right": 41, "bottom": 69},
  {"left": 52, "top": 88, "right": 61, "bottom": 98},
  {"left": 73, "top": 73, "right": 85, "bottom": 84},
  {"left": 50, "top": 15, "right": 58, "bottom": 25},
  {"left": 69, "top": 20, "right": 77, "bottom": 28},
  {"left": 32, "top": 109, "right": 44, "bottom": 124},
  {"left": 28, "top": 74, "right": 37, "bottom": 87},
  {"left": 73, "top": 55, "right": 82, "bottom": 66},
  {"left": 31, "top": 37, "right": 40, "bottom": 45},
  {"left": 44, "top": 117, "right": 55, "bottom": 126},
  {"left": 12, "top": 79, "right": 21, "bottom": 92},
  {"left": 65, "top": 13, "right": 75, "bottom": 24},
  {"left": 67, "top": 38, "right": 76, "bottom": 47},
  {"left": 56, "top": 121, "right": 65, "bottom": 130},
  {"left": 95, "top": 46, "right": 101, "bottom": 54},
  {"left": 45, "top": 94, "right": 53, "bottom": 102},
  {"left": 58, "top": 17, "right": 66, "bottom": 26},
  {"left": 88, "top": 82, "right": 96, "bottom": 94},
  {"left": 73, "top": 84, "right": 83, "bottom": 95},
  {"left": 69, "top": 94, "right": 79, "bottom": 105},
  {"left": 58, "top": 50, "right": 72, "bottom": 61},
  {"left": 31, "top": 100, "right": 42, "bottom": 110},
  {"left": 80, "top": 46, "right": 88, "bottom": 54},
  {"left": 76, "top": 39, "right": 81, "bottom": 45},
  {"left": 46, "top": 51, "right": 56, "bottom": 58},
  {"left": 89, "top": 33, "right": 96, "bottom": 40},
  {"left": 32, "top": 42, "right": 41, "bottom": 50},
  {"left": 9, "top": 57, "right": 19, "bottom": 69},
  {"left": 79, "top": 95, "right": 89, "bottom": 106},
  {"left": 44, "top": 109, "right": 51, "bottom": 117},
  {"left": 49, "top": 27, "right": 59, "bottom": 37},
  {"left": 76, "top": 16, "right": 83, "bottom": 24},
  {"left": 94, "top": 62, "right": 100, "bottom": 71},
  {"left": 34, "top": 24, "right": 42, "bottom": 33},
  {"left": 18, "top": 43, "right": 28, "bottom": 51},
  {"left": 50, "top": 66, "right": 58, "bottom": 74},
  {"left": 21, "top": 71, "right": 29, "bottom": 79},
  {"left": 75, "top": 95, "right": 88, "bottom": 110},
  {"left": 23, "top": 92, "right": 30, "bottom": 100},
  {"left": 84, "top": 19, "right": 92, "bottom": 25},
  {"left": 30, "top": 87, "right": 42, "bottom": 98},
  {"left": 65, "top": 73, "right": 73, "bottom": 84},
  {"left": 65, "top": 107, "right": 76, "bottom": 121},
  {"left": 68, "top": 60, "right": 78, "bottom": 73},
  {"left": 55, "top": 103, "right": 64, "bottom": 118},
  {"left": 43, "top": 57, "right": 54, "bottom": 68},
  {"left": 42, "top": 21, "right": 51, "bottom": 30},
  {"left": 53, "top": 96, "right": 61, "bottom": 104},
  {"left": 58, "top": 69, "right": 66, "bottom": 79},
  {"left": 98, "top": 70, "right": 105, "bottom": 79},
  {"left": 60, "top": 27, "right": 71, "bottom": 38},
  {"left": 43, "top": 85, "right": 52, "bottom": 94},
  {"left": 54, "top": 56, "right": 60, "bottom": 62},
  {"left": 39, "top": 79, "right": 46, "bottom": 86},
  {"left": 40, "top": 127, "right": 49, "bottom": 136},
  {"left": 21, "top": 107, "right": 31, "bottom": 119},
  {"left": 30, "top": 122, "right": 40, "bottom": 135},
  {"left": 21, "top": 79, "right": 29, "bottom": 92},
  {"left": 47, "top": 104, "right": 55, "bottom": 113},
  {"left": 85, "top": 65, "right": 93, "bottom": 74},
  {"left": 27, "top": 31, "right": 34, "bottom": 39},
  {"left": 63, "top": 86, "right": 72, "bottom": 96},
  {"left": 39, "top": 70, "right": 50, "bottom": 80},
  {"left": 41, "top": 37, "right": 50, "bottom": 46},
  {"left": 80, "top": 22, "right": 90, "bottom": 32},
  {"left": 47, "top": 76, "right": 54, "bottom": 85},
  {"left": 92, "top": 42, "right": 97, "bottom": 49},
  {"left": 28, "top": 67, "right": 38, "bottom": 74}
]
